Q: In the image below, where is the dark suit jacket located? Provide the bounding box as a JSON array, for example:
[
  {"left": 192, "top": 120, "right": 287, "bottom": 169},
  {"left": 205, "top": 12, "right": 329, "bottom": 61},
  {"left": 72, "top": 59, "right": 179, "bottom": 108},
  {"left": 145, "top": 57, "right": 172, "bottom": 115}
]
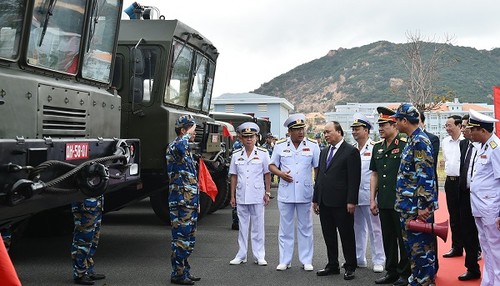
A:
[
  {"left": 313, "top": 141, "right": 361, "bottom": 207},
  {"left": 424, "top": 130, "right": 440, "bottom": 191},
  {"left": 459, "top": 139, "right": 470, "bottom": 194}
]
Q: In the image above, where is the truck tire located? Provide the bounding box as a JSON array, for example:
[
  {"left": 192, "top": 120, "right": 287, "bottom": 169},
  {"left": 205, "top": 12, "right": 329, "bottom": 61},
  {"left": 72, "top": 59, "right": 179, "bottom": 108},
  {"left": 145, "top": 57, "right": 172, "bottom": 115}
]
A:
[
  {"left": 208, "top": 171, "right": 229, "bottom": 213},
  {"left": 150, "top": 189, "right": 212, "bottom": 223}
]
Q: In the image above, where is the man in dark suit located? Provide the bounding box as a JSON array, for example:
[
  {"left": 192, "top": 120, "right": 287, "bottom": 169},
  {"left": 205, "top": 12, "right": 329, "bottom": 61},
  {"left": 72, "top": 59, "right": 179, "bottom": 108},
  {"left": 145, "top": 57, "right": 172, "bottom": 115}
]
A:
[
  {"left": 313, "top": 121, "right": 361, "bottom": 281},
  {"left": 456, "top": 114, "right": 481, "bottom": 281}
]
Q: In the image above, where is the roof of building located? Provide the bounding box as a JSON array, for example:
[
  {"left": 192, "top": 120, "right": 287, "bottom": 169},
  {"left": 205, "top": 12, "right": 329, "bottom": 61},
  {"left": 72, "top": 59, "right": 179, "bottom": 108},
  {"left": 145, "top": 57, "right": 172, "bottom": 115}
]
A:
[{"left": 212, "top": 92, "right": 294, "bottom": 111}]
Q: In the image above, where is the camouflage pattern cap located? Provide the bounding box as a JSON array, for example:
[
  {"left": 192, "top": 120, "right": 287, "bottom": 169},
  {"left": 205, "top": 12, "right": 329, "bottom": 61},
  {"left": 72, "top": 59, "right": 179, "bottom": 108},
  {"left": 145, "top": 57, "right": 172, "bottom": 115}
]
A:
[
  {"left": 175, "top": 114, "right": 196, "bottom": 128},
  {"left": 390, "top": 103, "right": 420, "bottom": 121}
]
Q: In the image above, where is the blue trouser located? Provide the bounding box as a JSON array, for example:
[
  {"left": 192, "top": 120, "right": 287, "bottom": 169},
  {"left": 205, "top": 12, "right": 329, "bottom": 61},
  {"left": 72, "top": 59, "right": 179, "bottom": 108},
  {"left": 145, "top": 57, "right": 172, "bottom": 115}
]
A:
[
  {"left": 71, "top": 197, "right": 103, "bottom": 279},
  {"left": 400, "top": 214, "right": 436, "bottom": 286},
  {"left": 170, "top": 204, "right": 198, "bottom": 280}
]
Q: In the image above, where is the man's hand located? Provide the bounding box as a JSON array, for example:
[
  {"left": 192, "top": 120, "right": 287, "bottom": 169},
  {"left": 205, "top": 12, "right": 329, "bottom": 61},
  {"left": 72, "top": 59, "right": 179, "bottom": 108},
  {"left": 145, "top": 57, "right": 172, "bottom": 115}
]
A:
[
  {"left": 280, "top": 169, "right": 293, "bottom": 183},
  {"left": 347, "top": 203, "right": 355, "bottom": 214},
  {"left": 313, "top": 203, "right": 320, "bottom": 215},
  {"left": 370, "top": 201, "right": 379, "bottom": 216},
  {"left": 187, "top": 124, "right": 197, "bottom": 136},
  {"left": 417, "top": 207, "right": 431, "bottom": 221},
  {"left": 230, "top": 197, "right": 236, "bottom": 208},
  {"left": 263, "top": 194, "right": 270, "bottom": 207}
]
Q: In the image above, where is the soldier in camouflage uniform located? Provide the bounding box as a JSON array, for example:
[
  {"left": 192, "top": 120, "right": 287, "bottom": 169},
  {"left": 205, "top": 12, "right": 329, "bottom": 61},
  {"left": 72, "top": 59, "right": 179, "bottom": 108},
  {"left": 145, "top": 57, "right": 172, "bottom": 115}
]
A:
[
  {"left": 71, "top": 196, "right": 105, "bottom": 285},
  {"left": 391, "top": 103, "right": 438, "bottom": 286},
  {"left": 167, "top": 115, "right": 200, "bottom": 285}
]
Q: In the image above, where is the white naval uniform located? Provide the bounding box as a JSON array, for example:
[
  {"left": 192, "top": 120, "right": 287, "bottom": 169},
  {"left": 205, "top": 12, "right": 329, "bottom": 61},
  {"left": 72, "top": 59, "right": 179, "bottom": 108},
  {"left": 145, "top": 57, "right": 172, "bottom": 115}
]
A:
[
  {"left": 470, "top": 134, "right": 500, "bottom": 286},
  {"left": 270, "top": 138, "right": 320, "bottom": 265},
  {"left": 229, "top": 146, "right": 270, "bottom": 261},
  {"left": 353, "top": 139, "right": 386, "bottom": 267}
]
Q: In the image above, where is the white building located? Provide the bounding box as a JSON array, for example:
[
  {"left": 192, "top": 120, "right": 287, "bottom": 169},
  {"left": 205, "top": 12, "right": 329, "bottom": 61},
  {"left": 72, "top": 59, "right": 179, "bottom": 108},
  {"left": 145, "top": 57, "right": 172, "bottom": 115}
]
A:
[{"left": 211, "top": 93, "right": 294, "bottom": 138}]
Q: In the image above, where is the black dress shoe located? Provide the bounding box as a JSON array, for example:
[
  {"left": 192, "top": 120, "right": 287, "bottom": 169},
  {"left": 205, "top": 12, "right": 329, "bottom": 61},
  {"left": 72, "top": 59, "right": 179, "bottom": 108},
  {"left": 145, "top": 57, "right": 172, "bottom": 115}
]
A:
[
  {"left": 344, "top": 270, "right": 355, "bottom": 280},
  {"left": 375, "top": 274, "right": 399, "bottom": 284},
  {"left": 188, "top": 274, "right": 201, "bottom": 281},
  {"left": 88, "top": 273, "right": 106, "bottom": 280},
  {"left": 231, "top": 223, "right": 239, "bottom": 230},
  {"left": 393, "top": 277, "right": 408, "bottom": 286},
  {"left": 74, "top": 275, "right": 95, "bottom": 285},
  {"left": 443, "top": 248, "right": 463, "bottom": 258},
  {"left": 316, "top": 267, "right": 340, "bottom": 276},
  {"left": 458, "top": 271, "right": 480, "bottom": 281},
  {"left": 170, "top": 278, "right": 195, "bottom": 285}
]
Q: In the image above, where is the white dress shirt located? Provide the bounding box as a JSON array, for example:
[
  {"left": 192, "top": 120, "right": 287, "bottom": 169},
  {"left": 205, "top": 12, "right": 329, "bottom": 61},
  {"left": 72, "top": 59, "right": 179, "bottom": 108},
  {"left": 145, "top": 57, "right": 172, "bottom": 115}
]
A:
[{"left": 442, "top": 134, "right": 464, "bottom": 176}]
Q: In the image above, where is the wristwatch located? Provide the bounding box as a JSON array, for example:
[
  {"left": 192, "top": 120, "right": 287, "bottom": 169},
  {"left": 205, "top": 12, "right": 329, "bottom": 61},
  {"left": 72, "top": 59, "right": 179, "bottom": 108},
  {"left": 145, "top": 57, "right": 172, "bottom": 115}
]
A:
[{"left": 265, "top": 192, "right": 271, "bottom": 197}]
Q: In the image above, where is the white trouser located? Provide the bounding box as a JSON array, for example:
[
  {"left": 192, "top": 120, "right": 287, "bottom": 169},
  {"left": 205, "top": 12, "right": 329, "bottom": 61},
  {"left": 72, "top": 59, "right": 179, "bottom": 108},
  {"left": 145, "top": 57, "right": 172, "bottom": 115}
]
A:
[
  {"left": 235, "top": 203, "right": 265, "bottom": 261},
  {"left": 277, "top": 201, "right": 313, "bottom": 265},
  {"left": 354, "top": 205, "right": 386, "bottom": 266},
  {"left": 475, "top": 216, "right": 500, "bottom": 286}
]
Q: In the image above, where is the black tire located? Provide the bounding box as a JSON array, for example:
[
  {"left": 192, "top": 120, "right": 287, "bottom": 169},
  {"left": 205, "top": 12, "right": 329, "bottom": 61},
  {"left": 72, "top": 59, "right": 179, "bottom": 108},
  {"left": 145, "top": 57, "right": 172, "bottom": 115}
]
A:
[{"left": 208, "top": 170, "right": 229, "bottom": 213}]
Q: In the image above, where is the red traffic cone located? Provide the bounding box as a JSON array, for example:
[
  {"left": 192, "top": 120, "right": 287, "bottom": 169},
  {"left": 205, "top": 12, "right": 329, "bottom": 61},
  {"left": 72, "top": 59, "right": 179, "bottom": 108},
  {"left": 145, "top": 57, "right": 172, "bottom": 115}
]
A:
[{"left": 0, "top": 236, "right": 21, "bottom": 286}]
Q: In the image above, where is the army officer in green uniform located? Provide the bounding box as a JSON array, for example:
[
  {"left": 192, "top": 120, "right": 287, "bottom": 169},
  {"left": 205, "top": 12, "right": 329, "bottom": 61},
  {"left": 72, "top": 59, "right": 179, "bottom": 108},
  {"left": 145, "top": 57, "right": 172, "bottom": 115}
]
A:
[{"left": 369, "top": 107, "right": 411, "bottom": 286}]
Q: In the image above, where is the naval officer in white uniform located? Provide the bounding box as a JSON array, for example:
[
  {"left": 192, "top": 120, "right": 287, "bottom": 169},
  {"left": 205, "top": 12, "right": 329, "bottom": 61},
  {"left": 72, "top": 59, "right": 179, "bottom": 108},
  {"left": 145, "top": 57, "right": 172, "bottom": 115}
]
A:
[
  {"left": 269, "top": 114, "right": 320, "bottom": 271},
  {"left": 229, "top": 122, "right": 271, "bottom": 266},
  {"left": 350, "top": 113, "right": 386, "bottom": 273},
  {"left": 467, "top": 109, "right": 500, "bottom": 286}
]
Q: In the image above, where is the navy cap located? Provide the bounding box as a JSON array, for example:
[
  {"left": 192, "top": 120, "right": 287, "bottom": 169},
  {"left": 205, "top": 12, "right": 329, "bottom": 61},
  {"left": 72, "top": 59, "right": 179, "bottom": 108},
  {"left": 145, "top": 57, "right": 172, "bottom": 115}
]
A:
[
  {"left": 467, "top": 109, "right": 498, "bottom": 129},
  {"left": 390, "top": 103, "right": 420, "bottom": 121},
  {"left": 314, "top": 132, "right": 322, "bottom": 139},
  {"left": 351, "top": 113, "right": 372, "bottom": 129},
  {"left": 265, "top": 132, "right": 273, "bottom": 138},
  {"left": 238, "top": 122, "right": 260, "bottom": 136},
  {"left": 175, "top": 115, "right": 196, "bottom": 128},
  {"left": 284, "top": 113, "right": 306, "bottom": 129}
]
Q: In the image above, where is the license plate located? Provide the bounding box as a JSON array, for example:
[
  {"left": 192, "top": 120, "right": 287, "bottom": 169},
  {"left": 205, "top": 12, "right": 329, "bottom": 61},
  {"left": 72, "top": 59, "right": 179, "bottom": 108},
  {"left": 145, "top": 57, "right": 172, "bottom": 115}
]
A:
[
  {"left": 211, "top": 134, "right": 219, "bottom": 143},
  {"left": 66, "top": 143, "right": 89, "bottom": 160}
]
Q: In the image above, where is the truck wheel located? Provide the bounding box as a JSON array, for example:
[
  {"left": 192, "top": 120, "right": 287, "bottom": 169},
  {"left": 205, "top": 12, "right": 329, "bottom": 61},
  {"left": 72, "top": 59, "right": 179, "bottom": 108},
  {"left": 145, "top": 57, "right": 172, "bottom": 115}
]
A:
[
  {"left": 209, "top": 171, "right": 229, "bottom": 213},
  {"left": 150, "top": 190, "right": 171, "bottom": 225}
]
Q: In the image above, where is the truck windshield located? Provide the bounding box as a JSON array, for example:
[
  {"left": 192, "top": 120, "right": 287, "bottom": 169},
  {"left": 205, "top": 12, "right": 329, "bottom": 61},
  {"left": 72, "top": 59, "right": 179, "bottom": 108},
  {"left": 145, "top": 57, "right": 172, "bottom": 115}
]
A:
[
  {"left": 82, "top": 0, "right": 120, "bottom": 83},
  {"left": 26, "top": 0, "right": 86, "bottom": 74},
  {"left": 0, "top": 0, "right": 25, "bottom": 60},
  {"left": 166, "top": 40, "right": 216, "bottom": 112}
]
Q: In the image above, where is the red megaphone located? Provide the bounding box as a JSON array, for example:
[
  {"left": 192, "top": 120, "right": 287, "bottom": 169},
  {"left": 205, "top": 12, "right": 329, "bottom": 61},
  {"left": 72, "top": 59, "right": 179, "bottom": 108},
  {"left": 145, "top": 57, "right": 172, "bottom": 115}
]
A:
[{"left": 407, "top": 219, "right": 448, "bottom": 242}]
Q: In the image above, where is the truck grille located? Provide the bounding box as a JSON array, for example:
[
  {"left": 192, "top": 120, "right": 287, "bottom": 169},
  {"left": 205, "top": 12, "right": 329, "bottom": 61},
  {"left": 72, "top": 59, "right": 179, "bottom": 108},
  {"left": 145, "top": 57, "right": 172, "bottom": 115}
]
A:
[{"left": 41, "top": 105, "right": 87, "bottom": 138}]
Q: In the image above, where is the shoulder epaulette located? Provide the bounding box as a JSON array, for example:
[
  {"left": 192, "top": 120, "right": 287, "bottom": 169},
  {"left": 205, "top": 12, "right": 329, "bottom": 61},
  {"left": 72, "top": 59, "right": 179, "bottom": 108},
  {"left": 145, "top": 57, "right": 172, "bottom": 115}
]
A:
[
  {"left": 257, "top": 146, "right": 268, "bottom": 152},
  {"left": 232, "top": 148, "right": 242, "bottom": 154},
  {"left": 490, "top": 141, "right": 498, "bottom": 149},
  {"left": 306, "top": 137, "right": 317, "bottom": 144},
  {"left": 276, "top": 138, "right": 287, "bottom": 144},
  {"left": 400, "top": 137, "right": 407, "bottom": 142},
  {"left": 371, "top": 139, "right": 383, "bottom": 145}
]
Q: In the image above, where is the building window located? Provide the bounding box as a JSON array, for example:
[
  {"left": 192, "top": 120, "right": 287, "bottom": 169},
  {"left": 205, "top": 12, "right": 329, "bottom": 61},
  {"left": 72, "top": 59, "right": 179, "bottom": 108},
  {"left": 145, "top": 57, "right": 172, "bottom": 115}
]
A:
[
  {"left": 225, "top": 104, "right": 234, "bottom": 112},
  {"left": 258, "top": 104, "right": 267, "bottom": 112}
]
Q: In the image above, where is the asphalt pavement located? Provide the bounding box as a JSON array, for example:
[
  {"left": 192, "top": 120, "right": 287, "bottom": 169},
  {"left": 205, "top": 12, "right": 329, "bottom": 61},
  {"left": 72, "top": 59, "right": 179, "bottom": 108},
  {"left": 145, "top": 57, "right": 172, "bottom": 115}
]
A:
[{"left": 10, "top": 188, "right": 384, "bottom": 286}]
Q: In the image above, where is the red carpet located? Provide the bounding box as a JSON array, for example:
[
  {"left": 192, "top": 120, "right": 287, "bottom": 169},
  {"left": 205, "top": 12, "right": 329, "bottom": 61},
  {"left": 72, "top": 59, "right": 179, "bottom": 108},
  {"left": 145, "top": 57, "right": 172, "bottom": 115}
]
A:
[{"left": 434, "top": 191, "right": 483, "bottom": 285}]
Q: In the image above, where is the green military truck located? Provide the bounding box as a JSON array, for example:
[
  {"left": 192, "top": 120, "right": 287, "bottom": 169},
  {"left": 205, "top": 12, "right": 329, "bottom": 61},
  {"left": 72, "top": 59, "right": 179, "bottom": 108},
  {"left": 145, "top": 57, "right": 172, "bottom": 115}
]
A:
[
  {"left": 113, "top": 4, "right": 229, "bottom": 223},
  {"left": 0, "top": 0, "right": 141, "bottom": 228}
]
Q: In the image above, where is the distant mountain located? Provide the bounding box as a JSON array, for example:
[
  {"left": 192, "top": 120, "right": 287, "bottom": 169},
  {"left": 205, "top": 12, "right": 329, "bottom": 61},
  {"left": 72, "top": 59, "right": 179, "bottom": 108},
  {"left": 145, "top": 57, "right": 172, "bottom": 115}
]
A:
[{"left": 253, "top": 41, "right": 500, "bottom": 113}]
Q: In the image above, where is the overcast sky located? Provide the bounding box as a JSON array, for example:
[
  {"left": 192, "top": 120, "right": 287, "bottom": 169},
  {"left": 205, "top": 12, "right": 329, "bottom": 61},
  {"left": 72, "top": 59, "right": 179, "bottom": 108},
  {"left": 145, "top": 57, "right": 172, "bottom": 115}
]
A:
[{"left": 123, "top": 0, "right": 500, "bottom": 98}]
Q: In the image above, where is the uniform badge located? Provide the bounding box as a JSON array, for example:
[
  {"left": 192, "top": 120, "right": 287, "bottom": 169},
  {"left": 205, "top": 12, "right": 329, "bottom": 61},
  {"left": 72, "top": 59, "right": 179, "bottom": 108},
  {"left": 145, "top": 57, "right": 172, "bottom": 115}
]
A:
[
  {"left": 303, "top": 148, "right": 310, "bottom": 152},
  {"left": 283, "top": 149, "right": 291, "bottom": 153},
  {"left": 391, "top": 148, "right": 399, "bottom": 154},
  {"left": 364, "top": 152, "right": 371, "bottom": 156},
  {"left": 253, "top": 157, "right": 260, "bottom": 160},
  {"left": 378, "top": 149, "right": 383, "bottom": 154},
  {"left": 394, "top": 139, "right": 399, "bottom": 145},
  {"left": 237, "top": 157, "right": 245, "bottom": 161},
  {"left": 490, "top": 141, "right": 498, "bottom": 149},
  {"left": 480, "top": 154, "right": 487, "bottom": 159}
]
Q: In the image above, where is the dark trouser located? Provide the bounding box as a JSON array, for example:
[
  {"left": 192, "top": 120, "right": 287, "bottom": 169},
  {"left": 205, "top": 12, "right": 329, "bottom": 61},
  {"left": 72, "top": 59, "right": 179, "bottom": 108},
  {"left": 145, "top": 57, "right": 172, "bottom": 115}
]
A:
[
  {"left": 379, "top": 209, "right": 410, "bottom": 278},
  {"left": 319, "top": 204, "right": 356, "bottom": 271},
  {"left": 459, "top": 189, "right": 481, "bottom": 274},
  {"left": 445, "top": 177, "right": 463, "bottom": 252}
]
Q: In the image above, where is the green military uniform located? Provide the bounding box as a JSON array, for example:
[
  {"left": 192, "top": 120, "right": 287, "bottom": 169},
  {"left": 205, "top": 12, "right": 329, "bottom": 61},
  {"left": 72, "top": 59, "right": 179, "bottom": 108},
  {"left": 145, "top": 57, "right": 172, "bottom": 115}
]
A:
[{"left": 370, "top": 107, "right": 411, "bottom": 284}]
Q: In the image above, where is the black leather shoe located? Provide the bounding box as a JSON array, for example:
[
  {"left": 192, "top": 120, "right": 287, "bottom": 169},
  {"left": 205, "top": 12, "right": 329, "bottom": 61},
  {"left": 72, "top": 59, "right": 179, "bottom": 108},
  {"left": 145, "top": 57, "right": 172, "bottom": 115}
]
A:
[
  {"left": 375, "top": 274, "right": 399, "bottom": 284},
  {"left": 231, "top": 224, "right": 239, "bottom": 230},
  {"left": 74, "top": 275, "right": 95, "bottom": 285},
  {"left": 443, "top": 248, "right": 463, "bottom": 258},
  {"left": 88, "top": 273, "right": 105, "bottom": 280},
  {"left": 458, "top": 271, "right": 480, "bottom": 281},
  {"left": 316, "top": 267, "right": 340, "bottom": 276},
  {"left": 188, "top": 274, "right": 201, "bottom": 281},
  {"left": 393, "top": 277, "right": 408, "bottom": 286},
  {"left": 344, "top": 270, "right": 355, "bottom": 280},
  {"left": 170, "top": 278, "right": 195, "bottom": 285}
]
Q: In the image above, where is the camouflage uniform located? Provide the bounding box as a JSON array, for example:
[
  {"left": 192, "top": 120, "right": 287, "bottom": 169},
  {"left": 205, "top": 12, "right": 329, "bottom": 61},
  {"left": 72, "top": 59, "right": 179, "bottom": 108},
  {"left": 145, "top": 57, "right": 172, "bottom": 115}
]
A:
[
  {"left": 71, "top": 196, "right": 103, "bottom": 280},
  {"left": 395, "top": 127, "right": 438, "bottom": 286},
  {"left": 166, "top": 132, "right": 199, "bottom": 281}
]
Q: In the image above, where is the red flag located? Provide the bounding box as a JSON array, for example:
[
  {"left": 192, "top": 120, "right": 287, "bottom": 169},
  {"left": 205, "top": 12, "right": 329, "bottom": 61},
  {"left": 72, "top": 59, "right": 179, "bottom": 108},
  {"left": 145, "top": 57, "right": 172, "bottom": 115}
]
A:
[
  {"left": 494, "top": 86, "right": 500, "bottom": 137},
  {"left": 0, "top": 237, "right": 21, "bottom": 286},
  {"left": 222, "top": 125, "right": 234, "bottom": 140},
  {"left": 198, "top": 160, "right": 218, "bottom": 202}
]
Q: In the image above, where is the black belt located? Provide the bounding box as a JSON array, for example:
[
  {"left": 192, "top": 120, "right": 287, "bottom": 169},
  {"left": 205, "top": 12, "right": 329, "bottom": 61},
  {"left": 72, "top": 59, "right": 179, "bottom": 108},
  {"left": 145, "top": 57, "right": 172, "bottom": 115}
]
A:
[{"left": 447, "top": 176, "right": 459, "bottom": 181}]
